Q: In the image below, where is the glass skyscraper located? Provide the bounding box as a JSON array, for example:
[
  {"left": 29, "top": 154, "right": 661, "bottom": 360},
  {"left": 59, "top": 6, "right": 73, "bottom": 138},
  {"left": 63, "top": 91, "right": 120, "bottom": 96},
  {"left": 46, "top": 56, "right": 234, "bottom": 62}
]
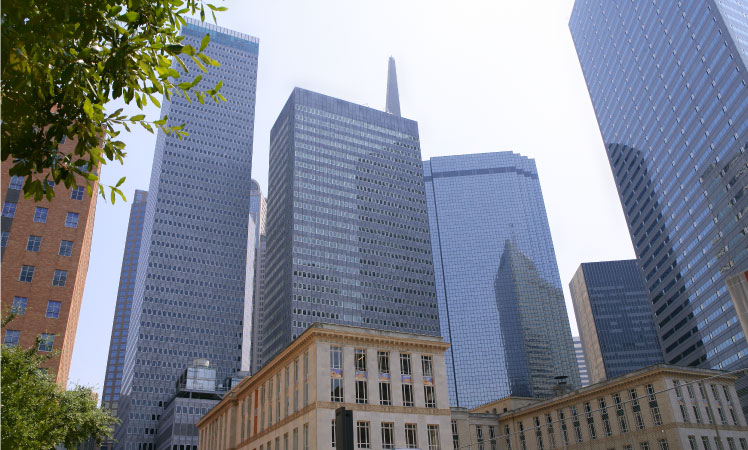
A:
[
  {"left": 261, "top": 75, "right": 440, "bottom": 363},
  {"left": 573, "top": 336, "right": 590, "bottom": 387},
  {"left": 570, "top": 260, "right": 664, "bottom": 385},
  {"left": 115, "top": 20, "right": 259, "bottom": 449},
  {"left": 249, "top": 179, "right": 267, "bottom": 373},
  {"left": 424, "top": 152, "right": 579, "bottom": 408},
  {"left": 570, "top": 0, "right": 748, "bottom": 416},
  {"left": 101, "top": 189, "right": 147, "bottom": 420}
]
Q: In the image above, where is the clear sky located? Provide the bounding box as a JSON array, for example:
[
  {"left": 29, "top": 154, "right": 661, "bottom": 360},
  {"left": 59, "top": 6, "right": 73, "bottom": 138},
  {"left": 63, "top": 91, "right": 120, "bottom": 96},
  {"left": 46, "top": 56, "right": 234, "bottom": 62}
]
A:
[{"left": 67, "top": 0, "right": 636, "bottom": 397}]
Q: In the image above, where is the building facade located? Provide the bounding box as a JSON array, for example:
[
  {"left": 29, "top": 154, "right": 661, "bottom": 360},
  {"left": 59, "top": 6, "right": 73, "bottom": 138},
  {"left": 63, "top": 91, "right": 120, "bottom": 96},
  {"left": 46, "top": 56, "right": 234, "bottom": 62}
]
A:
[
  {"left": 197, "top": 323, "right": 452, "bottom": 450},
  {"left": 101, "top": 189, "right": 148, "bottom": 418},
  {"left": 1, "top": 149, "right": 99, "bottom": 387},
  {"left": 570, "top": 260, "right": 664, "bottom": 385},
  {"left": 250, "top": 180, "right": 268, "bottom": 374},
  {"left": 424, "top": 152, "right": 579, "bottom": 408},
  {"left": 261, "top": 77, "right": 440, "bottom": 364},
  {"left": 573, "top": 336, "right": 590, "bottom": 387},
  {"left": 115, "top": 19, "right": 259, "bottom": 449},
  {"left": 570, "top": 0, "right": 748, "bottom": 415}
]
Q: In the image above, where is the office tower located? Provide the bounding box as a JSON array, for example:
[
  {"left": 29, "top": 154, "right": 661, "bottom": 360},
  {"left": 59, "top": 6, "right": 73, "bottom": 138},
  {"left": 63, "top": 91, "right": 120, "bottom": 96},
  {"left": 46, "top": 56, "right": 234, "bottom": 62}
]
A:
[
  {"left": 424, "top": 152, "right": 579, "bottom": 408},
  {"left": 262, "top": 61, "right": 439, "bottom": 363},
  {"left": 101, "top": 189, "right": 148, "bottom": 418},
  {"left": 570, "top": 260, "right": 664, "bottom": 385},
  {"left": 115, "top": 19, "right": 259, "bottom": 449},
  {"left": 573, "top": 336, "right": 590, "bottom": 387},
  {"left": 249, "top": 180, "right": 267, "bottom": 373},
  {"left": 570, "top": 1, "right": 748, "bottom": 414},
  {"left": 1, "top": 150, "right": 98, "bottom": 387},
  {"left": 726, "top": 270, "right": 748, "bottom": 339}
]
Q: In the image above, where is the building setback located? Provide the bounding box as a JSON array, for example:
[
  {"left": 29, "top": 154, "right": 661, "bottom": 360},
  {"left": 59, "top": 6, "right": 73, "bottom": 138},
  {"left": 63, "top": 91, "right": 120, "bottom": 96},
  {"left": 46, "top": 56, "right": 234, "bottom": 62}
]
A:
[
  {"left": 101, "top": 189, "right": 148, "bottom": 419},
  {"left": 249, "top": 180, "right": 268, "bottom": 374},
  {"left": 1, "top": 148, "right": 99, "bottom": 387},
  {"left": 573, "top": 336, "right": 590, "bottom": 387},
  {"left": 570, "top": 260, "right": 664, "bottom": 385},
  {"left": 569, "top": 0, "right": 748, "bottom": 416},
  {"left": 114, "top": 19, "right": 259, "bottom": 450},
  {"left": 424, "top": 152, "right": 579, "bottom": 408},
  {"left": 261, "top": 65, "right": 439, "bottom": 364}
]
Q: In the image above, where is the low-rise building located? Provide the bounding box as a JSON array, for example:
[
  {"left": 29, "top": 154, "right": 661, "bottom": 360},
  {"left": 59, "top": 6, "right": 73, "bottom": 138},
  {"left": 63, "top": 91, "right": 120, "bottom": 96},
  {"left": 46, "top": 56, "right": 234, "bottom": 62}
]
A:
[{"left": 197, "top": 323, "right": 452, "bottom": 450}]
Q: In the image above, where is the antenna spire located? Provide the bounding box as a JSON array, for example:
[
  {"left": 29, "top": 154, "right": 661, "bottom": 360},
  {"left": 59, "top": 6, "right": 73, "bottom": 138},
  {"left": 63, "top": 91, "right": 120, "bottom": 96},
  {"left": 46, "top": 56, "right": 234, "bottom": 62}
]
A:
[{"left": 386, "top": 56, "right": 401, "bottom": 116}]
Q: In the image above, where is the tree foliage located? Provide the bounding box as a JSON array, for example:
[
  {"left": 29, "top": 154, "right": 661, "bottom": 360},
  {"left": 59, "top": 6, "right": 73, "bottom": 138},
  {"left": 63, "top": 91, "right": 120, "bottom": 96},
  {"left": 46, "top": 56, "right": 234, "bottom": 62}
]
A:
[
  {"left": 1, "top": 0, "right": 228, "bottom": 203},
  {"left": 1, "top": 320, "right": 119, "bottom": 449}
]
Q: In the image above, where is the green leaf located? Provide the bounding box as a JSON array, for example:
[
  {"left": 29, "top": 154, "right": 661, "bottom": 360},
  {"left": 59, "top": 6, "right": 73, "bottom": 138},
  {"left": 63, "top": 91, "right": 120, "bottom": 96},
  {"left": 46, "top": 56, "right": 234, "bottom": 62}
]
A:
[
  {"left": 121, "top": 11, "right": 140, "bottom": 22},
  {"left": 83, "top": 98, "right": 94, "bottom": 118},
  {"left": 200, "top": 33, "right": 210, "bottom": 52},
  {"left": 207, "top": 4, "right": 229, "bottom": 11},
  {"left": 129, "top": 114, "right": 146, "bottom": 121}
]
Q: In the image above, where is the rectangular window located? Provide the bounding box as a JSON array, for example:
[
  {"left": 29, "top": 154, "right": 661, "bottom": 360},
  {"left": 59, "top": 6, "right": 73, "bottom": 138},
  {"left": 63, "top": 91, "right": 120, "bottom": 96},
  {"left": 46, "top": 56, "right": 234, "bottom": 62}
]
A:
[
  {"left": 729, "top": 407, "right": 738, "bottom": 424},
  {"left": 584, "top": 402, "right": 597, "bottom": 439},
  {"left": 705, "top": 406, "right": 714, "bottom": 424},
  {"left": 688, "top": 436, "right": 698, "bottom": 450},
  {"left": 613, "top": 394, "right": 628, "bottom": 432},
  {"left": 715, "top": 438, "right": 725, "bottom": 450},
  {"left": 400, "top": 353, "right": 412, "bottom": 375},
  {"left": 11, "top": 296, "right": 28, "bottom": 315},
  {"left": 303, "top": 424, "right": 309, "bottom": 450},
  {"left": 687, "top": 384, "right": 696, "bottom": 399},
  {"left": 693, "top": 405, "right": 702, "bottom": 423},
  {"left": 571, "top": 406, "right": 582, "bottom": 443},
  {"left": 355, "top": 380, "right": 368, "bottom": 404},
  {"left": 424, "top": 385, "right": 436, "bottom": 408},
  {"left": 402, "top": 383, "right": 414, "bottom": 407},
  {"left": 427, "top": 425, "right": 440, "bottom": 450},
  {"left": 65, "top": 212, "right": 79, "bottom": 228},
  {"left": 673, "top": 380, "right": 683, "bottom": 398},
  {"left": 703, "top": 436, "right": 713, "bottom": 450},
  {"left": 422, "top": 355, "right": 433, "bottom": 376},
  {"left": 293, "top": 429, "right": 299, "bottom": 450},
  {"left": 378, "top": 351, "right": 390, "bottom": 373},
  {"left": 331, "top": 379, "right": 343, "bottom": 402},
  {"left": 3, "top": 330, "right": 20, "bottom": 347},
  {"left": 2, "top": 202, "right": 17, "bottom": 218},
  {"left": 476, "top": 426, "right": 484, "bottom": 450},
  {"left": 46, "top": 300, "right": 62, "bottom": 319},
  {"left": 505, "top": 425, "right": 513, "bottom": 450},
  {"left": 26, "top": 235, "right": 42, "bottom": 252},
  {"left": 355, "top": 348, "right": 367, "bottom": 371},
  {"left": 71, "top": 186, "right": 85, "bottom": 200},
  {"left": 718, "top": 407, "right": 727, "bottom": 425},
  {"left": 39, "top": 333, "right": 54, "bottom": 352},
  {"left": 382, "top": 422, "right": 395, "bottom": 450},
  {"left": 658, "top": 439, "right": 670, "bottom": 450},
  {"left": 284, "top": 433, "right": 289, "bottom": 450},
  {"left": 640, "top": 443, "right": 650, "bottom": 450},
  {"left": 740, "top": 438, "right": 747, "bottom": 450},
  {"left": 52, "top": 269, "right": 68, "bottom": 286},
  {"left": 379, "top": 382, "right": 391, "bottom": 406},
  {"left": 33, "top": 207, "right": 48, "bottom": 223},
  {"left": 405, "top": 424, "right": 418, "bottom": 449},
  {"left": 1, "top": 231, "right": 8, "bottom": 248},
  {"left": 9, "top": 175, "right": 24, "bottom": 190},
  {"left": 488, "top": 425, "right": 497, "bottom": 450},
  {"left": 19, "top": 265, "right": 35, "bottom": 282},
  {"left": 451, "top": 420, "right": 459, "bottom": 450},
  {"left": 331, "top": 420, "right": 335, "bottom": 448},
  {"left": 59, "top": 240, "right": 74, "bottom": 256},
  {"left": 727, "top": 438, "right": 736, "bottom": 450},
  {"left": 330, "top": 346, "right": 342, "bottom": 369},
  {"left": 557, "top": 410, "right": 568, "bottom": 447},
  {"left": 356, "top": 421, "right": 370, "bottom": 449}
]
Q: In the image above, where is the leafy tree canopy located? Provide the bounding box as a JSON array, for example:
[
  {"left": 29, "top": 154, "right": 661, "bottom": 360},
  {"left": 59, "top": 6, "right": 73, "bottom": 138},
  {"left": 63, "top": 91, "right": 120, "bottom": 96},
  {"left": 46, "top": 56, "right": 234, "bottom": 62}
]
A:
[
  {"left": 1, "top": 315, "right": 119, "bottom": 449},
  {"left": 1, "top": 0, "right": 227, "bottom": 203}
]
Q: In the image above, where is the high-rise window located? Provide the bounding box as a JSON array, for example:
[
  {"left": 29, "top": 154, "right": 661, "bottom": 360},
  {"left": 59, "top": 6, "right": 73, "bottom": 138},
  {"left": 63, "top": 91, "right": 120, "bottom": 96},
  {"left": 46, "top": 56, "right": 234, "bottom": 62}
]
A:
[
  {"left": 1, "top": 231, "right": 9, "bottom": 248},
  {"left": 19, "top": 265, "right": 35, "bottom": 282},
  {"left": 11, "top": 297, "right": 28, "bottom": 315},
  {"left": 405, "top": 424, "right": 418, "bottom": 449},
  {"left": 26, "top": 235, "right": 42, "bottom": 252},
  {"left": 356, "top": 421, "right": 370, "bottom": 449},
  {"left": 33, "top": 207, "right": 48, "bottom": 223},
  {"left": 3, "top": 330, "right": 20, "bottom": 347},
  {"left": 58, "top": 240, "right": 74, "bottom": 256},
  {"left": 427, "top": 425, "right": 440, "bottom": 450},
  {"left": 379, "top": 381, "right": 392, "bottom": 406},
  {"left": 71, "top": 186, "right": 85, "bottom": 200},
  {"left": 64, "top": 212, "right": 79, "bottom": 228},
  {"left": 39, "top": 333, "right": 54, "bottom": 352},
  {"left": 2, "top": 202, "right": 17, "bottom": 218},
  {"left": 382, "top": 422, "right": 394, "bottom": 450},
  {"left": 52, "top": 269, "right": 68, "bottom": 287},
  {"left": 46, "top": 301, "right": 62, "bottom": 319}
]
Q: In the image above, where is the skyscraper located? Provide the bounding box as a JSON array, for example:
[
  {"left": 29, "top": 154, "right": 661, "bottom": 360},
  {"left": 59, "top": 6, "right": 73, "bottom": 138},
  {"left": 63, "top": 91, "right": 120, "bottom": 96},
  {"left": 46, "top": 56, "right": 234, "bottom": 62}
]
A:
[
  {"left": 1, "top": 148, "right": 99, "bottom": 387},
  {"left": 115, "top": 19, "right": 259, "bottom": 449},
  {"left": 261, "top": 61, "right": 439, "bottom": 363},
  {"left": 570, "top": 0, "right": 748, "bottom": 415},
  {"left": 424, "top": 152, "right": 579, "bottom": 408},
  {"left": 249, "top": 179, "right": 267, "bottom": 373},
  {"left": 573, "top": 336, "right": 590, "bottom": 387},
  {"left": 101, "top": 189, "right": 148, "bottom": 418},
  {"left": 570, "top": 260, "right": 664, "bottom": 385}
]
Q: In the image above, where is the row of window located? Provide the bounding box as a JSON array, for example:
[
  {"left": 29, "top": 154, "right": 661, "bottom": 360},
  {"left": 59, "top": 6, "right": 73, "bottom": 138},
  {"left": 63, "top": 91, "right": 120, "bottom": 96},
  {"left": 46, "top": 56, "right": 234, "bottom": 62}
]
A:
[
  {"left": 10, "top": 296, "right": 62, "bottom": 318},
  {"left": 17, "top": 235, "right": 75, "bottom": 255},
  {"left": 688, "top": 435, "right": 748, "bottom": 450},
  {"left": 330, "top": 421, "right": 440, "bottom": 450},
  {"left": 3, "top": 330, "right": 54, "bottom": 351},
  {"left": 1, "top": 204, "right": 79, "bottom": 228},
  {"left": 7, "top": 176, "right": 85, "bottom": 200},
  {"left": 17, "top": 265, "right": 68, "bottom": 286}
]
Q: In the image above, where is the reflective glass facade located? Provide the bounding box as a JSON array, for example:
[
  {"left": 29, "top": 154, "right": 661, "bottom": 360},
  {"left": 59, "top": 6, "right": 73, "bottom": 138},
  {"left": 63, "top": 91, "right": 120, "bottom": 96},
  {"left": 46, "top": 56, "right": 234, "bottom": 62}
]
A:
[
  {"left": 262, "top": 87, "right": 439, "bottom": 364},
  {"left": 424, "top": 152, "right": 579, "bottom": 408},
  {"left": 102, "top": 189, "right": 147, "bottom": 419},
  {"left": 115, "top": 20, "right": 259, "bottom": 450},
  {"left": 249, "top": 180, "right": 267, "bottom": 373},
  {"left": 570, "top": 0, "right": 748, "bottom": 416},
  {"left": 573, "top": 336, "right": 590, "bottom": 387},
  {"left": 570, "top": 260, "right": 663, "bottom": 385}
]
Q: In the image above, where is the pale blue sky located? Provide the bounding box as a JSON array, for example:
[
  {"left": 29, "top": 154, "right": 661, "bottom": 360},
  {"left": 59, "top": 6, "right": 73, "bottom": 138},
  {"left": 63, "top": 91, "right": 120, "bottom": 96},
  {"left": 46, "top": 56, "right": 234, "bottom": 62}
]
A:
[{"left": 67, "top": 0, "right": 635, "bottom": 397}]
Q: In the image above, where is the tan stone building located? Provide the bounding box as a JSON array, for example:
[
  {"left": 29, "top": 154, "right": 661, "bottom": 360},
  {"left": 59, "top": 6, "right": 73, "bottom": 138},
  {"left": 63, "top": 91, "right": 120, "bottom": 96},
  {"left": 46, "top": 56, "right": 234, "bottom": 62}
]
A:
[
  {"left": 197, "top": 323, "right": 453, "bottom": 450},
  {"left": 460, "top": 365, "right": 748, "bottom": 450},
  {"left": 1, "top": 147, "right": 99, "bottom": 387}
]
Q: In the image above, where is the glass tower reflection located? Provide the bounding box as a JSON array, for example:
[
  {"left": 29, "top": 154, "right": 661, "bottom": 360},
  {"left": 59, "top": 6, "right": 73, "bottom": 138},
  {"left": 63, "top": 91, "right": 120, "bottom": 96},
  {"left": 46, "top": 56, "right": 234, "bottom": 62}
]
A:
[
  {"left": 570, "top": 0, "right": 748, "bottom": 416},
  {"left": 424, "top": 152, "right": 580, "bottom": 408}
]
